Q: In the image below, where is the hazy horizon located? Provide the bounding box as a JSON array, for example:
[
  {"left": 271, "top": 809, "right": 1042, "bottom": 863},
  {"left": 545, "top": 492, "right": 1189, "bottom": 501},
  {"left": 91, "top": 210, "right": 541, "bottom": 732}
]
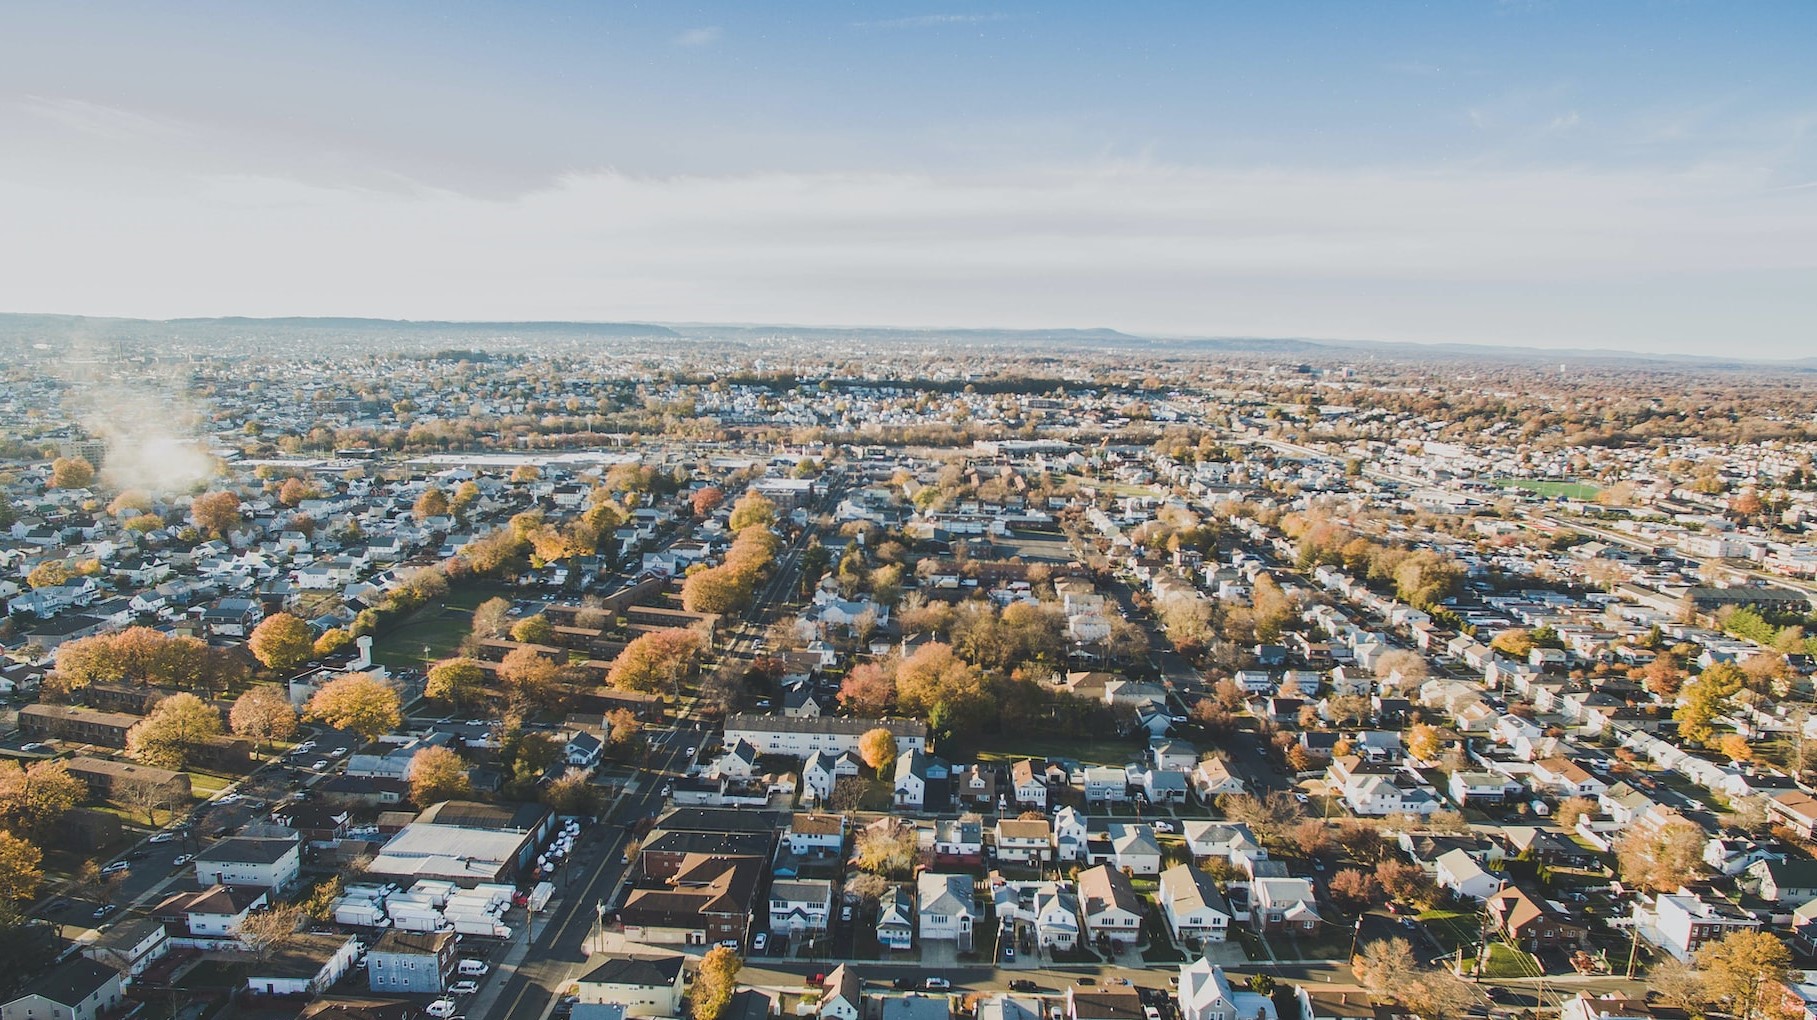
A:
[{"left": 3, "top": 1, "right": 1813, "bottom": 358}]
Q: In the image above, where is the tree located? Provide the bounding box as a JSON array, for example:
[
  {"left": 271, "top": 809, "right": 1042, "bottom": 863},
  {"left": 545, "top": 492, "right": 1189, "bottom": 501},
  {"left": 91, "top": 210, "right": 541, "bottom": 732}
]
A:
[
  {"left": 499, "top": 647, "right": 560, "bottom": 710},
  {"left": 607, "top": 629, "right": 704, "bottom": 693},
  {"left": 1555, "top": 796, "right": 1598, "bottom": 828},
  {"left": 1403, "top": 970, "right": 1476, "bottom": 1018},
  {"left": 249, "top": 613, "right": 315, "bottom": 672},
  {"left": 413, "top": 486, "right": 450, "bottom": 522},
  {"left": 857, "top": 728, "right": 898, "bottom": 775},
  {"left": 727, "top": 492, "right": 777, "bottom": 532},
  {"left": 472, "top": 597, "right": 513, "bottom": 640},
  {"left": 1676, "top": 662, "right": 1744, "bottom": 745},
  {"left": 691, "top": 487, "right": 724, "bottom": 516},
  {"left": 1375, "top": 859, "right": 1439, "bottom": 909},
  {"left": 304, "top": 673, "right": 401, "bottom": 742},
  {"left": 510, "top": 614, "right": 555, "bottom": 645},
  {"left": 126, "top": 692, "right": 224, "bottom": 770},
  {"left": 230, "top": 685, "right": 298, "bottom": 755},
  {"left": 1406, "top": 723, "right": 1443, "bottom": 761},
  {"left": 845, "top": 871, "right": 889, "bottom": 906},
  {"left": 1352, "top": 936, "right": 1417, "bottom": 999},
  {"left": 25, "top": 561, "right": 71, "bottom": 590},
  {"left": 234, "top": 904, "right": 305, "bottom": 962},
  {"left": 116, "top": 774, "right": 177, "bottom": 827},
  {"left": 839, "top": 662, "right": 897, "bottom": 716},
  {"left": 1374, "top": 649, "right": 1429, "bottom": 681},
  {"left": 1615, "top": 817, "right": 1705, "bottom": 892},
  {"left": 49, "top": 456, "right": 94, "bottom": 489},
  {"left": 0, "top": 760, "right": 87, "bottom": 842},
  {"left": 692, "top": 945, "right": 742, "bottom": 1020},
  {"left": 1719, "top": 733, "right": 1754, "bottom": 763},
  {"left": 605, "top": 709, "right": 646, "bottom": 758},
  {"left": 277, "top": 476, "right": 311, "bottom": 507},
  {"left": 425, "top": 658, "right": 487, "bottom": 711},
  {"left": 1328, "top": 868, "right": 1384, "bottom": 915},
  {"left": 410, "top": 746, "right": 472, "bottom": 806},
  {"left": 313, "top": 627, "right": 354, "bottom": 658},
  {"left": 1696, "top": 929, "right": 1791, "bottom": 1020},
  {"left": 191, "top": 490, "right": 243, "bottom": 537},
  {"left": 1647, "top": 956, "right": 1708, "bottom": 1012},
  {"left": 854, "top": 822, "right": 918, "bottom": 876},
  {"left": 545, "top": 768, "right": 604, "bottom": 815},
  {"left": 682, "top": 565, "right": 755, "bottom": 615},
  {"left": 0, "top": 833, "right": 44, "bottom": 902},
  {"left": 1490, "top": 629, "right": 1535, "bottom": 659}
]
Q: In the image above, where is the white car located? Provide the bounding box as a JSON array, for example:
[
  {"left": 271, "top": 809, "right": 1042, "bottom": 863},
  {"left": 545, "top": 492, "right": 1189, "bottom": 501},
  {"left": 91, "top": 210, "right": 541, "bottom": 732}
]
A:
[
  {"left": 1153, "top": 820, "right": 1176, "bottom": 834},
  {"left": 449, "top": 980, "right": 480, "bottom": 995},
  {"left": 217, "top": 792, "right": 242, "bottom": 804},
  {"left": 173, "top": 854, "right": 193, "bottom": 867},
  {"left": 752, "top": 933, "right": 768, "bottom": 952},
  {"left": 426, "top": 999, "right": 458, "bottom": 1018},
  {"left": 101, "top": 860, "right": 131, "bottom": 876},
  {"left": 148, "top": 832, "right": 176, "bottom": 844},
  {"left": 312, "top": 759, "right": 330, "bottom": 771}
]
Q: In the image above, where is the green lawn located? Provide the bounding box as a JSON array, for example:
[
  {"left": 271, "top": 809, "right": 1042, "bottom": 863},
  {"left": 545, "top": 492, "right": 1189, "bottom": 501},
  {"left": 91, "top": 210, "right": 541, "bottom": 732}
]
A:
[
  {"left": 1465, "top": 942, "right": 1542, "bottom": 978},
  {"left": 970, "top": 734, "right": 1137, "bottom": 768},
  {"left": 370, "top": 579, "right": 511, "bottom": 667},
  {"left": 188, "top": 772, "right": 232, "bottom": 798},
  {"left": 1417, "top": 908, "right": 1483, "bottom": 953},
  {"left": 1491, "top": 478, "right": 1601, "bottom": 500}
]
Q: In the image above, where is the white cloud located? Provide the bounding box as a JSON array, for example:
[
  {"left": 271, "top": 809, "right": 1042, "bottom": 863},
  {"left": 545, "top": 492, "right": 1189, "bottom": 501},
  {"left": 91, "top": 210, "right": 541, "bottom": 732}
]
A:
[
  {"left": 16, "top": 95, "right": 189, "bottom": 141},
  {"left": 0, "top": 161, "right": 1811, "bottom": 355},
  {"left": 674, "top": 26, "right": 722, "bottom": 47}
]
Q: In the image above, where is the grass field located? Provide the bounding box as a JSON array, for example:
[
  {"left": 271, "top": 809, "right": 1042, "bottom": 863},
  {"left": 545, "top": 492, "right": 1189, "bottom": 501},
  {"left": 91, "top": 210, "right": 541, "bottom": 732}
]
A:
[
  {"left": 1492, "top": 478, "right": 1602, "bottom": 500},
  {"left": 1465, "top": 942, "right": 1543, "bottom": 978},
  {"left": 369, "top": 579, "right": 510, "bottom": 667},
  {"left": 1417, "top": 908, "right": 1483, "bottom": 953},
  {"left": 969, "top": 734, "right": 1138, "bottom": 768}
]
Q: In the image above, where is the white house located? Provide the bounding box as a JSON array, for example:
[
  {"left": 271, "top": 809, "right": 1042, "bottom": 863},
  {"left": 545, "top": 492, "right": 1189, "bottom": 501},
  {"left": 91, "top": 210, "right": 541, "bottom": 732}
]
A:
[
  {"left": 1054, "top": 806, "right": 1088, "bottom": 862},
  {"left": 877, "top": 886, "right": 915, "bottom": 950},
  {"left": 917, "top": 872, "right": 979, "bottom": 948},
  {"left": 994, "top": 818, "right": 1054, "bottom": 864},
  {"left": 1158, "top": 864, "right": 1231, "bottom": 944},
  {"left": 1434, "top": 849, "right": 1505, "bottom": 902},
  {"left": 1077, "top": 865, "right": 1144, "bottom": 946},
  {"left": 1178, "top": 956, "right": 1277, "bottom": 1020},
  {"left": 769, "top": 879, "right": 836, "bottom": 934},
  {"left": 0, "top": 958, "right": 125, "bottom": 1020},
  {"left": 193, "top": 837, "right": 301, "bottom": 893}
]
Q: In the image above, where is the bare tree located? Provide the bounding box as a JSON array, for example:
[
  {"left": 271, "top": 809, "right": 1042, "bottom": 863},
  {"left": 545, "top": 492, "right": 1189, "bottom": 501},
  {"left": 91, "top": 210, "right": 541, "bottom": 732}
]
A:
[{"left": 234, "top": 904, "right": 306, "bottom": 962}]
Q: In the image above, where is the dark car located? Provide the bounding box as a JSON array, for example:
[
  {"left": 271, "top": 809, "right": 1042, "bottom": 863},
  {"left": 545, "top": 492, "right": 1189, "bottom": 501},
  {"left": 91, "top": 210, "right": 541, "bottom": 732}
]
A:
[
  {"left": 893, "top": 978, "right": 916, "bottom": 990},
  {"left": 1009, "top": 980, "right": 1039, "bottom": 993}
]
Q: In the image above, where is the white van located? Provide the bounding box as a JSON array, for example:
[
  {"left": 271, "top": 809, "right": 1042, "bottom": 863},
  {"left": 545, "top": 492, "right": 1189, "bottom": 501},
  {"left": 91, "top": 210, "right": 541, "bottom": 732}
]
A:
[{"left": 458, "top": 959, "right": 490, "bottom": 977}]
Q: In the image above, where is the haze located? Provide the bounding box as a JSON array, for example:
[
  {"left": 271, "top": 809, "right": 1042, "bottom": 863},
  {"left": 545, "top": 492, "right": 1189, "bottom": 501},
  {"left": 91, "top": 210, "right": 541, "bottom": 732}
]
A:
[{"left": 1, "top": 1, "right": 1814, "bottom": 357}]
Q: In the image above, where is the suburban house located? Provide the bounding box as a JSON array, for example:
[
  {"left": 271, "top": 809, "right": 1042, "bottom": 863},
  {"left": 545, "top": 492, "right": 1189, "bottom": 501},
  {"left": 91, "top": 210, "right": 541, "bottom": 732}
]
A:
[
  {"left": 193, "top": 836, "right": 302, "bottom": 893},
  {"left": 1644, "top": 892, "right": 1761, "bottom": 960},
  {"left": 1158, "top": 864, "right": 1232, "bottom": 944},
  {"left": 1250, "top": 877, "right": 1320, "bottom": 934},
  {"left": 1010, "top": 759, "right": 1048, "bottom": 809},
  {"left": 1077, "top": 865, "right": 1144, "bottom": 946},
  {"left": 1182, "top": 822, "right": 1263, "bottom": 868},
  {"left": 1531, "top": 757, "right": 1608, "bottom": 799},
  {"left": 819, "top": 966, "right": 864, "bottom": 1020},
  {"left": 721, "top": 714, "right": 928, "bottom": 757},
  {"left": 917, "top": 872, "right": 980, "bottom": 950},
  {"left": 80, "top": 917, "right": 169, "bottom": 985},
  {"left": 365, "top": 930, "right": 458, "bottom": 994},
  {"left": 769, "top": 879, "right": 836, "bottom": 934},
  {"left": 573, "top": 956, "right": 688, "bottom": 1017},
  {"left": 1486, "top": 885, "right": 1588, "bottom": 952},
  {"left": 785, "top": 813, "right": 847, "bottom": 857},
  {"left": 876, "top": 886, "right": 915, "bottom": 950},
  {"left": 1083, "top": 766, "right": 1129, "bottom": 803},
  {"left": 994, "top": 818, "right": 1055, "bottom": 864},
  {"left": 0, "top": 957, "right": 126, "bottom": 1020},
  {"left": 1177, "top": 956, "right": 1278, "bottom": 1020},
  {"left": 1434, "top": 848, "right": 1505, "bottom": 902}
]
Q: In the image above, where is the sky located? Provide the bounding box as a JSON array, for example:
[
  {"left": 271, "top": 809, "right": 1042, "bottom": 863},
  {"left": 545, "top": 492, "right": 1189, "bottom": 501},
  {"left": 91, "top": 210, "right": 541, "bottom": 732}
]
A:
[{"left": 1, "top": 1, "right": 1814, "bottom": 358}]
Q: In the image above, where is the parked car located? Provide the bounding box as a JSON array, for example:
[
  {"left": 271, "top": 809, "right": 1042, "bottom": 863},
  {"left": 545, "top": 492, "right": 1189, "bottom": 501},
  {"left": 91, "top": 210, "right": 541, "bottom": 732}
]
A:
[
  {"left": 1009, "top": 980, "right": 1039, "bottom": 993},
  {"left": 173, "top": 854, "right": 193, "bottom": 867},
  {"left": 426, "top": 999, "right": 458, "bottom": 1018},
  {"left": 148, "top": 832, "right": 175, "bottom": 844},
  {"left": 449, "top": 981, "right": 480, "bottom": 996},
  {"left": 101, "top": 861, "right": 130, "bottom": 876},
  {"left": 752, "top": 933, "right": 768, "bottom": 952},
  {"left": 312, "top": 759, "right": 330, "bottom": 770},
  {"left": 92, "top": 904, "right": 115, "bottom": 919},
  {"left": 924, "top": 978, "right": 950, "bottom": 991},
  {"left": 1153, "top": 820, "right": 1176, "bottom": 833}
]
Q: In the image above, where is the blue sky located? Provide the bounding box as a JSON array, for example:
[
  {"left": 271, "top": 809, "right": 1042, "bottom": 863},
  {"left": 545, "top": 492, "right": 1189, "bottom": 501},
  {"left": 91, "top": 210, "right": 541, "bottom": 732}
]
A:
[{"left": 2, "top": 1, "right": 1813, "bottom": 356}]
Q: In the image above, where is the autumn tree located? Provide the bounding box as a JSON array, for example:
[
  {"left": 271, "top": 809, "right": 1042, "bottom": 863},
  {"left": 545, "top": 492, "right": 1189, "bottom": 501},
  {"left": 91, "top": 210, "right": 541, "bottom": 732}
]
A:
[
  {"left": 0, "top": 833, "right": 44, "bottom": 902},
  {"left": 234, "top": 904, "right": 306, "bottom": 962},
  {"left": 1615, "top": 817, "right": 1705, "bottom": 891},
  {"left": 1374, "top": 649, "right": 1429, "bottom": 681},
  {"left": 0, "top": 760, "right": 87, "bottom": 842},
  {"left": 277, "top": 477, "right": 311, "bottom": 507},
  {"left": 845, "top": 871, "right": 889, "bottom": 905},
  {"left": 607, "top": 629, "right": 704, "bottom": 693},
  {"left": 425, "top": 658, "right": 487, "bottom": 712},
  {"left": 1555, "top": 796, "right": 1598, "bottom": 828},
  {"left": 410, "top": 746, "right": 472, "bottom": 806},
  {"left": 471, "top": 597, "right": 512, "bottom": 640},
  {"left": 499, "top": 646, "right": 561, "bottom": 710},
  {"left": 126, "top": 692, "right": 224, "bottom": 770},
  {"left": 509, "top": 614, "right": 555, "bottom": 645},
  {"left": 545, "top": 768, "right": 604, "bottom": 815},
  {"left": 304, "top": 673, "right": 401, "bottom": 742},
  {"left": 49, "top": 456, "right": 95, "bottom": 489},
  {"left": 1375, "top": 859, "right": 1439, "bottom": 909},
  {"left": 727, "top": 491, "right": 777, "bottom": 532},
  {"left": 839, "top": 662, "right": 897, "bottom": 716},
  {"left": 1490, "top": 629, "right": 1535, "bottom": 659},
  {"left": 1352, "top": 937, "right": 1417, "bottom": 1000},
  {"left": 692, "top": 945, "right": 743, "bottom": 1020},
  {"left": 249, "top": 613, "right": 315, "bottom": 672},
  {"left": 1696, "top": 929, "right": 1791, "bottom": 1020},
  {"left": 230, "top": 684, "right": 299, "bottom": 755},
  {"left": 1406, "top": 723, "right": 1443, "bottom": 761},
  {"left": 1676, "top": 662, "right": 1744, "bottom": 745},
  {"left": 1719, "top": 733, "right": 1754, "bottom": 763},
  {"left": 854, "top": 822, "right": 919, "bottom": 876},
  {"left": 313, "top": 627, "right": 354, "bottom": 658},
  {"left": 605, "top": 708, "right": 645, "bottom": 757},
  {"left": 1328, "top": 868, "right": 1384, "bottom": 915},
  {"left": 25, "top": 561, "right": 70, "bottom": 590},
  {"left": 858, "top": 727, "right": 898, "bottom": 774},
  {"left": 191, "top": 490, "right": 243, "bottom": 537},
  {"left": 691, "top": 487, "right": 724, "bottom": 516},
  {"left": 413, "top": 486, "right": 450, "bottom": 522}
]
